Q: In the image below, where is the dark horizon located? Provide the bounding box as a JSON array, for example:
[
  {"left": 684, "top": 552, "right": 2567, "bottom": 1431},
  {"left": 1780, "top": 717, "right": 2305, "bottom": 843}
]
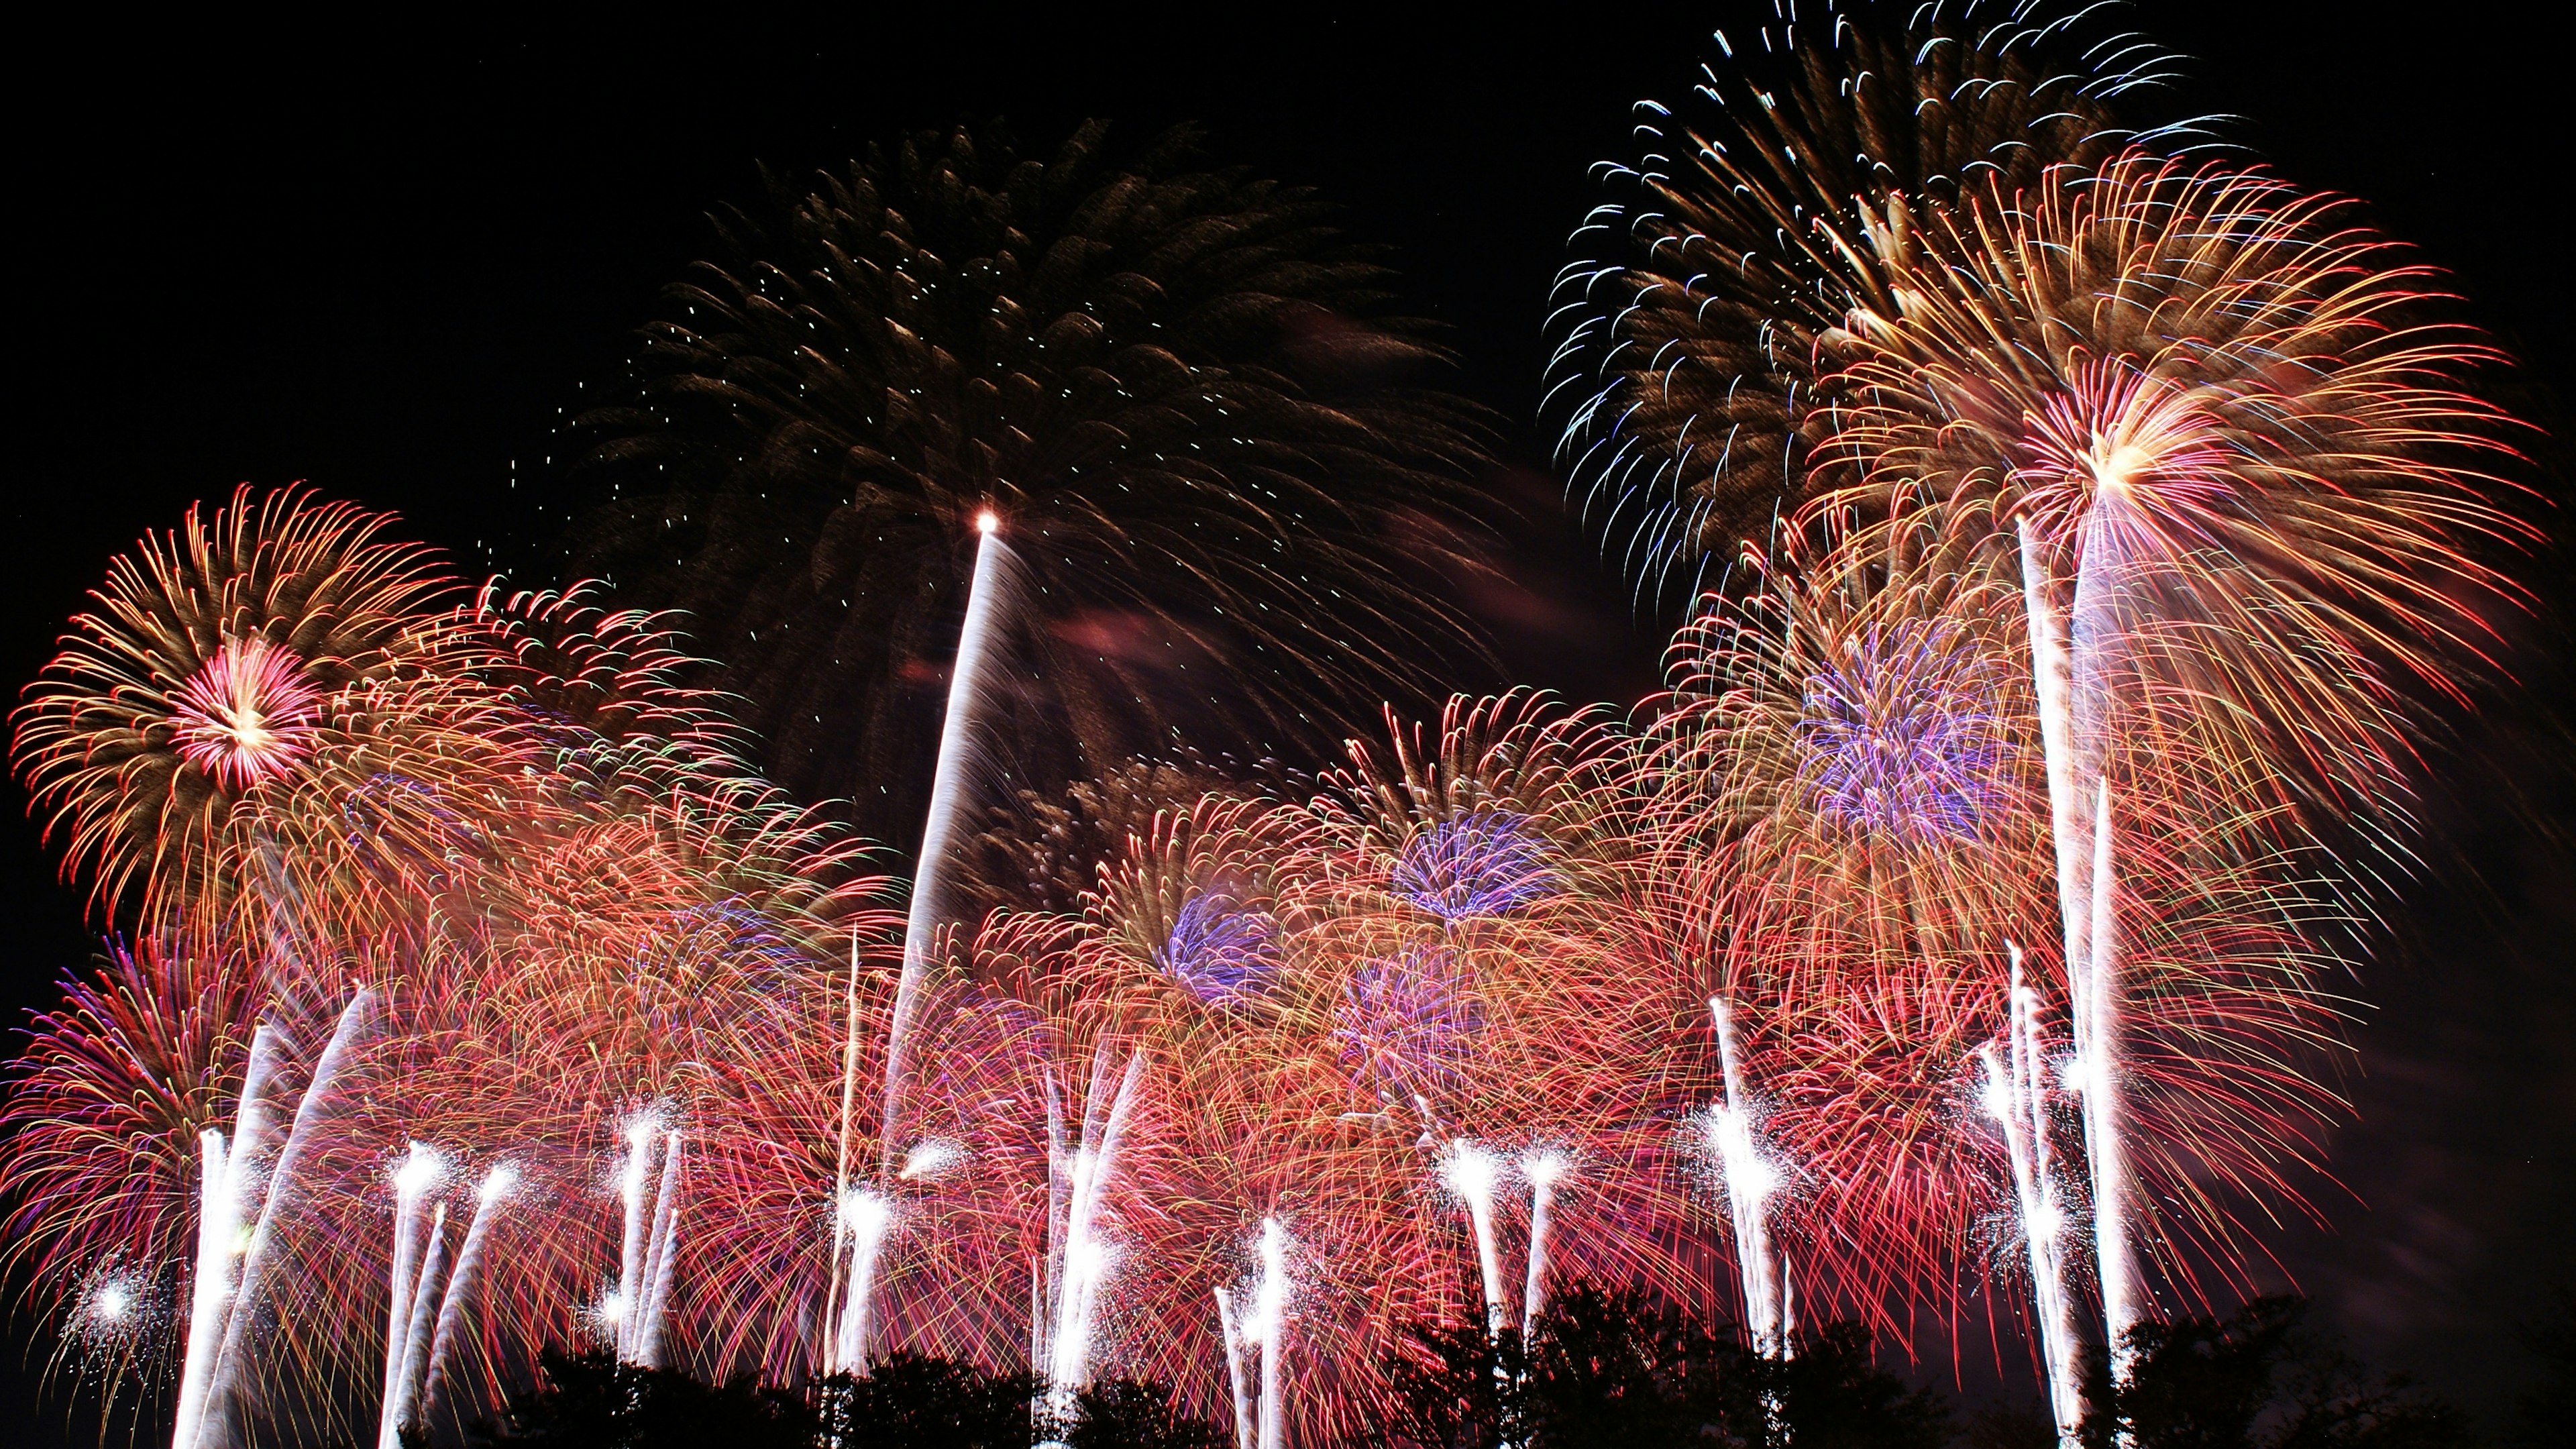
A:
[{"left": 5, "top": 3, "right": 2569, "bottom": 1438}]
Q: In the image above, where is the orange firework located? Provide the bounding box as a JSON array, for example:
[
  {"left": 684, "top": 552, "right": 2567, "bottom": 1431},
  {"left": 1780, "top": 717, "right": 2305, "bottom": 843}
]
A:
[{"left": 11, "top": 485, "right": 525, "bottom": 943}]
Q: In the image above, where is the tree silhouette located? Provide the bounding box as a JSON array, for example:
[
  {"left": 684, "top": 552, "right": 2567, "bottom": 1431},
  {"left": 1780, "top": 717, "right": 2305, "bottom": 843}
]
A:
[
  {"left": 1375, "top": 1284, "right": 1948, "bottom": 1449},
  {"left": 2081, "top": 1297, "right": 2472, "bottom": 1449}
]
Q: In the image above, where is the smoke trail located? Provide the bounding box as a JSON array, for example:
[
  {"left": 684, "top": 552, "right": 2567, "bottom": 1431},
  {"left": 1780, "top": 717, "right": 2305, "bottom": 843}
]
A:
[
  {"left": 633, "top": 1131, "right": 684, "bottom": 1368},
  {"left": 612, "top": 1120, "right": 655, "bottom": 1358},
  {"left": 1707, "top": 997, "right": 1782, "bottom": 1356},
  {"left": 210, "top": 989, "right": 376, "bottom": 1437},
  {"left": 419, "top": 1166, "right": 514, "bottom": 1424},
  {"left": 1521, "top": 1152, "right": 1567, "bottom": 1337},
  {"left": 1438, "top": 1140, "right": 1507, "bottom": 1338},
  {"left": 830, "top": 1187, "right": 894, "bottom": 1373},
  {"left": 1988, "top": 948, "right": 2086, "bottom": 1446},
  {"left": 376, "top": 1144, "right": 441, "bottom": 1449},
  {"left": 881, "top": 514, "right": 1012, "bottom": 1171},
  {"left": 168, "top": 1131, "right": 235, "bottom": 1449},
  {"left": 2070, "top": 492, "right": 2141, "bottom": 1373},
  {"left": 1252, "top": 1218, "right": 1290, "bottom": 1449},
  {"left": 383, "top": 1201, "right": 449, "bottom": 1449},
  {"left": 1042, "top": 1046, "right": 1143, "bottom": 1406},
  {"left": 824, "top": 932, "right": 865, "bottom": 1366},
  {"left": 1214, "top": 1286, "right": 1253, "bottom": 1449}
]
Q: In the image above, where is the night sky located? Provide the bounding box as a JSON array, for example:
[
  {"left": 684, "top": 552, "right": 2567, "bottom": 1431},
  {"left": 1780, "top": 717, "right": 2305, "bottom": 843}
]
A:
[{"left": 7, "top": 2, "right": 2569, "bottom": 1435}]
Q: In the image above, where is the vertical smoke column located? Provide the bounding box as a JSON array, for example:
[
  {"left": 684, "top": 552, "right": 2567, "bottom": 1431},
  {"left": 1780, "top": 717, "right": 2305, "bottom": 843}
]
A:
[
  {"left": 172, "top": 1024, "right": 282, "bottom": 1449},
  {"left": 376, "top": 1144, "right": 441, "bottom": 1449},
  {"left": 1042, "top": 1048, "right": 1144, "bottom": 1410},
  {"left": 825, "top": 932, "right": 866, "bottom": 1366},
  {"left": 1707, "top": 997, "right": 1782, "bottom": 1355},
  {"left": 633, "top": 1131, "right": 684, "bottom": 1368},
  {"left": 1985, "top": 948, "right": 2084, "bottom": 1446},
  {"left": 1437, "top": 1141, "right": 1507, "bottom": 1338},
  {"left": 1214, "top": 1287, "right": 1254, "bottom": 1449},
  {"left": 2017, "top": 521, "right": 2096, "bottom": 1040},
  {"left": 211, "top": 992, "right": 374, "bottom": 1430},
  {"left": 168, "top": 1130, "right": 236, "bottom": 1449},
  {"left": 385, "top": 1203, "right": 451, "bottom": 1448},
  {"left": 831, "top": 1188, "right": 894, "bottom": 1373},
  {"left": 2023, "top": 507, "right": 2145, "bottom": 1376},
  {"left": 420, "top": 1165, "right": 515, "bottom": 1425},
  {"left": 2070, "top": 492, "right": 2140, "bottom": 1372},
  {"left": 1251, "top": 1218, "right": 1292, "bottom": 1449},
  {"left": 1519, "top": 1152, "right": 1568, "bottom": 1337},
  {"left": 611, "top": 1120, "right": 653, "bottom": 1355},
  {"left": 881, "top": 510, "right": 1010, "bottom": 1168}
]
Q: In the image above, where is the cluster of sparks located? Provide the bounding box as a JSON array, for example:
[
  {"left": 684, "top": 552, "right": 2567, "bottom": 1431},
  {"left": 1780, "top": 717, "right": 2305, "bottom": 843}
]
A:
[{"left": 0, "top": 4, "right": 2541, "bottom": 1448}]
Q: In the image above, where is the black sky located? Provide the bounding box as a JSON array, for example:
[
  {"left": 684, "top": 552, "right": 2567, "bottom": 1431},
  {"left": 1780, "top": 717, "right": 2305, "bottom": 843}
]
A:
[{"left": 6, "top": 1, "right": 2569, "bottom": 1436}]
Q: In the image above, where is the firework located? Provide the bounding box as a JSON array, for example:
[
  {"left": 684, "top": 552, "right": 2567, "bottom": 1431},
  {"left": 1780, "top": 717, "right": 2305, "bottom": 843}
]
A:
[
  {"left": 572, "top": 120, "right": 1497, "bottom": 834},
  {"left": 883, "top": 511, "right": 1012, "bottom": 1179},
  {"left": 11, "top": 486, "right": 519, "bottom": 938},
  {"left": 1544, "top": 0, "right": 2203, "bottom": 607}
]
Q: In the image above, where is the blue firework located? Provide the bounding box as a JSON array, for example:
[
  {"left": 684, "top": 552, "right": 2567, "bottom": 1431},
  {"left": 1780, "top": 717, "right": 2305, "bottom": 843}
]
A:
[
  {"left": 1389, "top": 810, "right": 1556, "bottom": 922},
  {"left": 1799, "top": 622, "right": 2000, "bottom": 842},
  {"left": 1155, "top": 885, "right": 1282, "bottom": 1003}
]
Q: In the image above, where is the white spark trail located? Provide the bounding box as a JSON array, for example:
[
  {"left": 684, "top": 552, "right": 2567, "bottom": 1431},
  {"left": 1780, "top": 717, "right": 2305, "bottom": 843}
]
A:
[
  {"left": 1988, "top": 947, "right": 2085, "bottom": 1448},
  {"left": 634, "top": 1131, "right": 684, "bottom": 1368},
  {"left": 1521, "top": 1152, "right": 1568, "bottom": 1338},
  {"left": 376, "top": 1144, "right": 441, "bottom": 1449},
  {"left": 1038, "top": 1046, "right": 1144, "bottom": 1411},
  {"left": 1708, "top": 996, "right": 1783, "bottom": 1356},
  {"left": 384, "top": 1203, "right": 449, "bottom": 1449},
  {"left": 831, "top": 1187, "right": 895, "bottom": 1373},
  {"left": 1438, "top": 1140, "right": 1508, "bottom": 1338},
  {"left": 881, "top": 513, "right": 1010, "bottom": 1169},
  {"left": 1214, "top": 1287, "right": 1254, "bottom": 1449},
  {"left": 1252, "top": 1218, "right": 1291, "bottom": 1449},
  {"left": 211, "top": 991, "right": 375, "bottom": 1435},
  {"left": 420, "top": 1165, "right": 515, "bottom": 1425},
  {"left": 612, "top": 1120, "right": 654, "bottom": 1358},
  {"left": 169, "top": 1130, "right": 236, "bottom": 1449},
  {"left": 824, "top": 930, "right": 866, "bottom": 1364}
]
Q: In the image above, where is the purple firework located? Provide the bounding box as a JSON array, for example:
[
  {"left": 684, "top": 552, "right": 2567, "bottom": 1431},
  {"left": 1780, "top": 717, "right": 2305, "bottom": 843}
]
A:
[
  {"left": 1332, "top": 946, "right": 1479, "bottom": 1110},
  {"left": 1156, "top": 885, "right": 1282, "bottom": 1002},
  {"left": 1389, "top": 810, "right": 1555, "bottom": 922},
  {"left": 1798, "top": 621, "right": 2000, "bottom": 842}
]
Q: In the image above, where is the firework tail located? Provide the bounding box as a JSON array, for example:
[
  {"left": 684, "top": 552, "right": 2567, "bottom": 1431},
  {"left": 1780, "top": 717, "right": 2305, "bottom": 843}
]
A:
[
  {"left": 1254, "top": 1218, "right": 1289, "bottom": 1449},
  {"left": 1214, "top": 1286, "right": 1254, "bottom": 1449},
  {"left": 883, "top": 515, "right": 1010, "bottom": 1169},
  {"left": 1708, "top": 997, "right": 1782, "bottom": 1356},
  {"left": 2084, "top": 786, "right": 2138, "bottom": 1374},
  {"left": 1438, "top": 1142, "right": 1507, "bottom": 1338},
  {"left": 831, "top": 1188, "right": 894, "bottom": 1373},
  {"left": 1780, "top": 1256, "right": 1797, "bottom": 1363},
  {"left": 2070, "top": 496, "right": 2141, "bottom": 1374},
  {"left": 420, "top": 1167, "right": 513, "bottom": 1424},
  {"left": 1045, "top": 1046, "right": 1143, "bottom": 1405},
  {"left": 634, "top": 1131, "right": 684, "bottom": 1368},
  {"left": 2017, "top": 519, "right": 2096, "bottom": 1020},
  {"left": 824, "top": 932, "right": 865, "bottom": 1369},
  {"left": 1521, "top": 1155, "right": 1566, "bottom": 1338},
  {"left": 383, "top": 1202, "right": 449, "bottom": 1448},
  {"left": 376, "top": 1144, "right": 439, "bottom": 1449},
  {"left": 169, "top": 1131, "right": 235, "bottom": 1449},
  {"left": 2026, "top": 506, "right": 2148, "bottom": 1381},
  {"left": 1991, "top": 947, "right": 2085, "bottom": 1446},
  {"left": 210, "top": 991, "right": 374, "bottom": 1431},
  {"left": 172, "top": 1026, "right": 284, "bottom": 1449},
  {"left": 1036, "top": 1076, "right": 1065, "bottom": 1376},
  {"left": 614, "top": 1122, "right": 654, "bottom": 1358}
]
